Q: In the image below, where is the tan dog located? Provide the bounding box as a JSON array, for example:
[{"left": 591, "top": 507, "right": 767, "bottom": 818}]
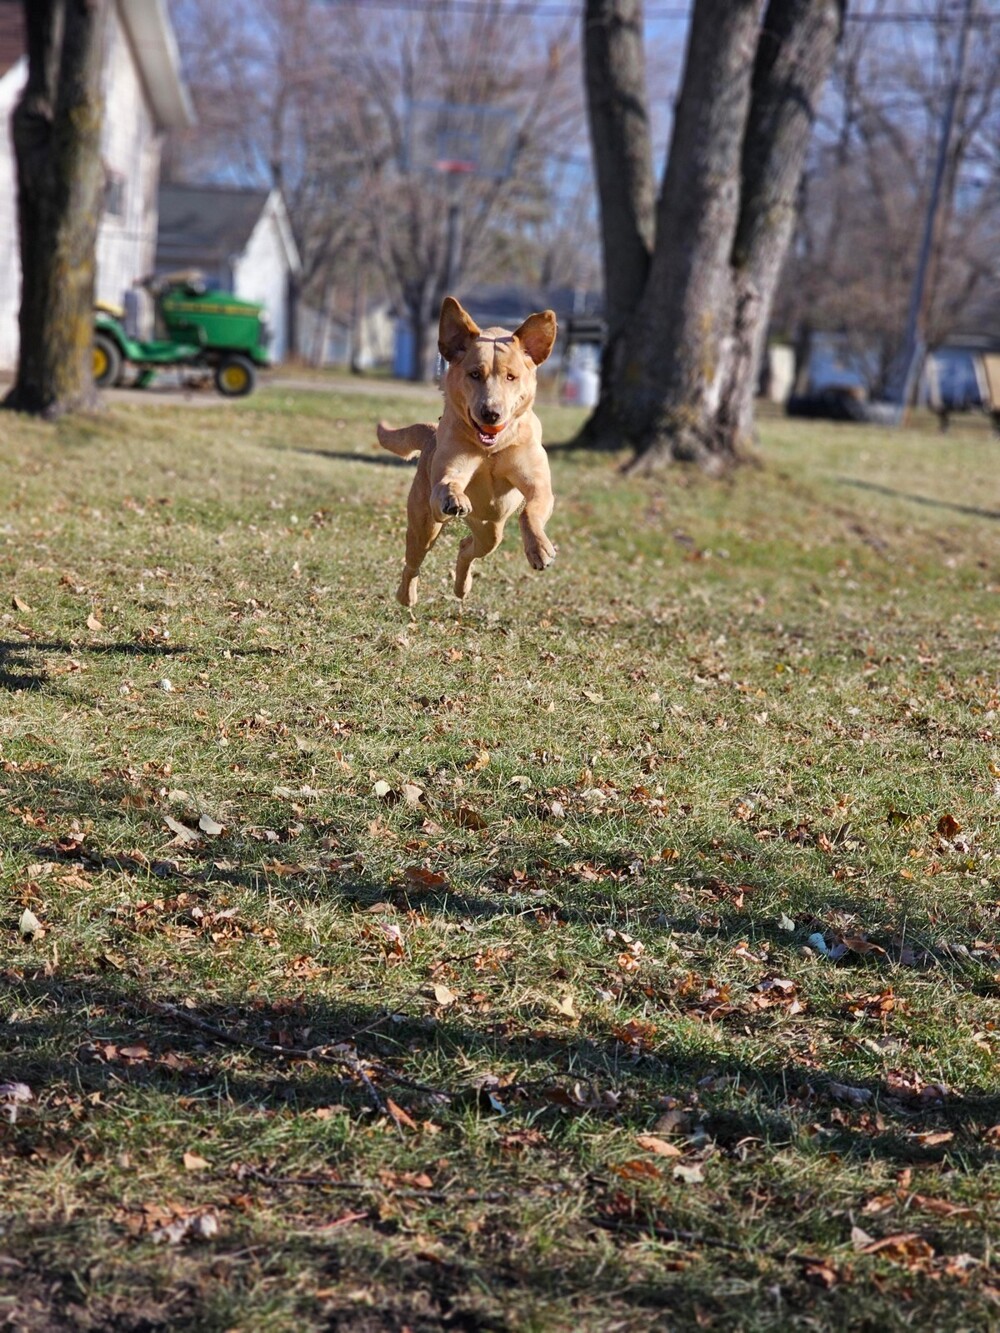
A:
[{"left": 377, "top": 296, "right": 558, "bottom": 606}]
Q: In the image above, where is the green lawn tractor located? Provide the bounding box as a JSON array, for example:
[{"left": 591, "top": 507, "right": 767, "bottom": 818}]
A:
[{"left": 93, "top": 271, "right": 271, "bottom": 397}]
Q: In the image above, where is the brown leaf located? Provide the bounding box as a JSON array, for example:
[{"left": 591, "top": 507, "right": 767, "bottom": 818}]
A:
[
  {"left": 908, "top": 1193, "right": 974, "bottom": 1219},
  {"left": 635, "top": 1134, "right": 683, "bottom": 1158},
  {"left": 859, "top": 1232, "right": 935, "bottom": 1264},
  {"left": 118, "top": 1044, "right": 151, "bottom": 1062},
  {"left": 403, "top": 865, "right": 448, "bottom": 891},
  {"left": 163, "top": 815, "right": 199, "bottom": 845},
  {"left": 86, "top": 614, "right": 103, "bottom": 632},
  {"left": 12, "top": 595, "right": 32, "bottom": 613},
  {"left": 432, "top": 983, "right": 458, "bottom": 1008},
  {"left": 453, "top": 805, "right": 487, "bottom": 830},
  {"left": 183, "top": 1151, "right": 211, "bottom": 1172},
  {"left": 937, "top": 813, "right": 962, "bottom": 839},
  {"left": 385, "top": 1098, "right": 418, "bottom": 1131},
  {"left": 612, "top": 1158, "right": 662, "bottom": 1181},
  {"left": 913, "top": 1130, "right": 953, "bottom": 1147}
]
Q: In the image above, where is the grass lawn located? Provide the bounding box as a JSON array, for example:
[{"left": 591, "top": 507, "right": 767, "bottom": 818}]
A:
[{"left": 0, "top": 379, "right": 998, "bottom": 1331}]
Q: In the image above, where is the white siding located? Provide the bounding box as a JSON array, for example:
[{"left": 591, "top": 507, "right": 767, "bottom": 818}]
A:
[
  {"left": 0, "top": 59, "right": 24, "bottom": 368},
  {"left": 231, "top": 199, "right": 291, "bottom": 362},
  {"left": 0, "top": 4, "right": 165, "bottom": 368},
  {"left": 96, "top": 10, "right": 162, "bottom": 316}
]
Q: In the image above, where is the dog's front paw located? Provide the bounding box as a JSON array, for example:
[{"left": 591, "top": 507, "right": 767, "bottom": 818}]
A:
[
  {"left": 436, "top": 488, "right": 472, "bottom": 520},
  {"left": 525, "top": 535, "right": 557, "bottom": 571}
]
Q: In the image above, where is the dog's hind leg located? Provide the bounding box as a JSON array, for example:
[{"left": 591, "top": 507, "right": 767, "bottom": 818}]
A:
[
  {"left": 454, "top": 518, "right": 505, "bottom": 599},
  {"left": 398, "top": 483, "right": 442, "bottom": 607}
]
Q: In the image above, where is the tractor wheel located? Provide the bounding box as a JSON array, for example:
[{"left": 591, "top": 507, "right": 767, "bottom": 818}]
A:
[
  {"left": 93, "top": 334, "right": 122, "bottom": 389},
  {"left": 214, "top": 355, "right": 257, "bottom": 397}
]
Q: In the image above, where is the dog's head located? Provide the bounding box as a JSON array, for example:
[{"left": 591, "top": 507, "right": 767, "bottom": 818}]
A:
[{"left": 438, "top": 296, "right": 557, "bottom": 449}]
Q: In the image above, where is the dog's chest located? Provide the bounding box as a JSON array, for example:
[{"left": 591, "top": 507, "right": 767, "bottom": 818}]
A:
[{"left": 466, "top": 461, "right": 522, "bottom": 517}]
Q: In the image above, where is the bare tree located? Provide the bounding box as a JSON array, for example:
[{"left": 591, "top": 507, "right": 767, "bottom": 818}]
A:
[
  {"left": 581, "top": 0, "right": 845, "bottom": 470},
  {"left": 3, "top": 0, "right": 110, "bottom": 417},
  {"left": 166, "top": 0, "right": 586, "bottom": 377},
  {"left": 774, "top": 0, "right": 1000, "bottom": 397}
]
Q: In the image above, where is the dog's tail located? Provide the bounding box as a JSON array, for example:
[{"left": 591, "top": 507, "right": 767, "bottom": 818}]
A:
[{"left": 376, "top": 421, "right": 436, "bottom": 460}]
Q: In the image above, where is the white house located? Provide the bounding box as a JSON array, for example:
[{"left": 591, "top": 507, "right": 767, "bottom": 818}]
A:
[
  {"left": 156, "top": 185, "right": 301, "bottom": 362},
  {"left": 0, "top": 0, "right": 194, "bottom": 369}
]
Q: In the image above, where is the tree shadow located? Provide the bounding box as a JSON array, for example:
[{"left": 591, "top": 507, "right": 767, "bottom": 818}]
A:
[
  {"left": 0, "top": 636, "right": 283, "bottom": 694},
  {"left": 3, "top": 968, "right": 998, "bottom": 1176},
  {"left": 838, "top": 477, "right": 1000, "bottom": 522},
  {"left": 278, "top": 445, "right": 418, "bottom": 468}
]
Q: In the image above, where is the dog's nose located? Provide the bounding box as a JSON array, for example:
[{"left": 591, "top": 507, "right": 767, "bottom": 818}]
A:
[{"left": 480, "top": 408, "right": 501, "bottom": 425}]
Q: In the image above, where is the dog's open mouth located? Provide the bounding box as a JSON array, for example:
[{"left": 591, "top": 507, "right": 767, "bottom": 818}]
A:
[{"left": 472, "top": 419, "right": 506, "bottom": 447}]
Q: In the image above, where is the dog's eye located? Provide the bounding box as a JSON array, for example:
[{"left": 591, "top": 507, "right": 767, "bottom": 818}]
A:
[
  {"left": 469, "top": 369, "right": 482, "bottom": 381},
  {"left": 506, "top": 373, "right": 517, "bottom": 382}
]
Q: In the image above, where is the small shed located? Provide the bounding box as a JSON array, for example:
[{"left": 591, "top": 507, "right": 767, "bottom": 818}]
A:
[{"left": 156, "top": 184, "right": 301, "bottom": 362}]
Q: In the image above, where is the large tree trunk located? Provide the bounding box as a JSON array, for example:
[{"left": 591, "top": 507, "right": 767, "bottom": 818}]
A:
[
  {"left": 583, "top": 0, "right": 844, "bottom": 472},
  {"left": 3, "top": 0, "right": 110, "bottom": 419},
  {"left": 588, "top": 0, "right": 765, "bottom": 467},
  {"left": 579, "top": 0, "right": 656, "bottom": 446},
  {"left": 715, "top": 0, "right": 846, "bottom": 448}
]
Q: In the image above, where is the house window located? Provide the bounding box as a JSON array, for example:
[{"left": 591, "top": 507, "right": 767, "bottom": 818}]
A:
[{"left": 104, "top": 171, "right": 126, "bottom": 218}]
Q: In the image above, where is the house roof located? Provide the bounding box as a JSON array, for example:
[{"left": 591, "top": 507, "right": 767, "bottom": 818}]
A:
[
  {"left": 0, "top": 1, "right": 24, "bottom": 78},
  {"left": 119, "top": 0, "right": 194, "bottom": 130},
  {"left": 0, "top": 0, "right": 193, "bottom": 128},
  {"left": 157, "top": 184, "right": 301, "bottom": 274}
]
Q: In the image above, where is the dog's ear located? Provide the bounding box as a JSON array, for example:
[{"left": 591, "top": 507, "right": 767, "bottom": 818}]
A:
[
  {"left": 439, "top": 297, "right": 480, "bottom": 363},
  {"left": 513, "top": 310, "right": 557, "bottom": 367}
]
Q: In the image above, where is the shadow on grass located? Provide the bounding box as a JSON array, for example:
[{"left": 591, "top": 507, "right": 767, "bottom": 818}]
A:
[
  {"left": 3, "top": 764, "right": 998, "bottom": 1186},
  {"left": 4, "top": 951, "right": 998, "bottom": 1178},
  {"left": 838, "top": 477, "right": 1000, "bottom": 522},
  {"left": 278, "top": 445, "right": 418, "bottom": 469},
  {"left": 0, "top": 637, "right": 284, "bottom": 693}
]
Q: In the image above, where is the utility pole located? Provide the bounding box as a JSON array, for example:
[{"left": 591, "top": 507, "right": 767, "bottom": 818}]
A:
[{"left": 892, "top": 0, "right": 975, "bottom": 416}]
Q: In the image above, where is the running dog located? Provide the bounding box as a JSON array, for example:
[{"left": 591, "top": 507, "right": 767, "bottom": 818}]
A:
[{"left": 376, "top": 296, "right": 558, "bottom": 606}]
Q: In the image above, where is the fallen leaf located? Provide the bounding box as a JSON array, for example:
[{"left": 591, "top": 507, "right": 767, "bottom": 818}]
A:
[
  {"left": 18, "top": 908, "right": 43, "bottom": 939},
  {"left": 908, "top": 1193, "right": 974, "bottom": 1219},
  {"left": 553, "top": 994, "right": 578, "bottom": 1020},
  {"left": 613, "top": 1158, "right": 662, "bottom": 1181},
  {"left": 118, "top": 1045, "right": 150, "bottom": 1062},
  {"left": 183, "top": 1152, "right": 211, "bottom": 1172},
  {"left": 635, "top": 1134, "right": 683, "bottom": 1158},
  {"left": 403, "top": 865, "right": 448, "bottom": 891},
  {"left": 673, "top": 1161, "right": 704, "bottom": 1185},
  {"left": 937, "top": 813, "right": 962, "bottom": 839},
  {"left": 86, "top": 614, "right": 103, "bottom": 632},
  {"left": 385, "top": 1098, "right": 418, "bottom": 1131},
  {"left": 163, "top": 815, "right": 199, "bottom": 844},
  {"left": 198, "top": 813, "right": 225, "bottom": 837},
  {"left": 828, "top": 1081, "right": 873, "bottom": 1107},
  {"left": 12, "top": 595, "right": 32, "bottom": 613},
  {"left": 432, "top": 983, "right": 458, "bottom": 1008},
  {"left": 453, "top": 805, "right": 487, "bottom": 830}
]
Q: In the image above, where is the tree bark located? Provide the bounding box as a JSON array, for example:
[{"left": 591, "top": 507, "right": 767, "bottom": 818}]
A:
[
  {"left": 582, "top": 0, "right": 844, "bottom": 472},
  {"left": 717, "top": 0, "right": 846, "bottom": 448},
  {"left": 579, "top": 0, "right": 657, "bottom": 446},
  {"left": 3, "top": 0, "right": 110, "bottom": 419}
]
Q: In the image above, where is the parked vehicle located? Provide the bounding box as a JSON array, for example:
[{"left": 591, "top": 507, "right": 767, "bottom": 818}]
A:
[{"left": 93, "top": 271, "right": 271, "bottom": 396}]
